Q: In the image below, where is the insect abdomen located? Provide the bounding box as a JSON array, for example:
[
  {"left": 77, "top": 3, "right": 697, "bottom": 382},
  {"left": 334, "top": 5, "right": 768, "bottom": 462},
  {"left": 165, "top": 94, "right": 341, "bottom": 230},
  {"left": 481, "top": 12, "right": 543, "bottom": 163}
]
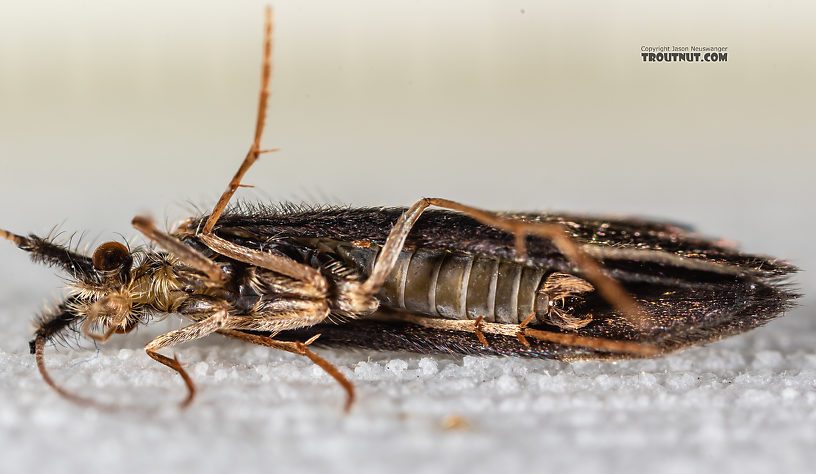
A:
[{"left": 336, "top": 243, "right": 547, "bottom": 324}]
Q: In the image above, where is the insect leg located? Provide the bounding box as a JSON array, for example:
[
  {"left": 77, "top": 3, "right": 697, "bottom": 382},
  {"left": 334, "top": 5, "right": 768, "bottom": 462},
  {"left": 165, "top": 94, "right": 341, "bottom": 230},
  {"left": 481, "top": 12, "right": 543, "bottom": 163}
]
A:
[
  {"left": 197, "top": 232, "right": 327, "bottom": 292},
  {"left": 218, "top": 329, "right": 355, "bottom": 412},
  {"left": 131, "top": 216, "right": 226, "bottom": 283},
  {"left": 473, "top": 316, "right": 489, "bottom": 347},
  {"left": 203, "top": 7, "right": 277, "bottom": 234},
  {"left": 144, "top": 308, "right": 235, "bottom": 408},
  {"left": 515, "top": 313, "right": 536, "bottom": 347},
  {"left": 363, "top": 198, "right": 647, "bottom": 329},
  {"left": 388, "top": 312, "right": 658, "bottom": 357},
  {"left": 80, "top": 294, "right": 130, "bottom": 343},
  {"left": 242, "top": 299, "right": 332, "bottom": 333}
]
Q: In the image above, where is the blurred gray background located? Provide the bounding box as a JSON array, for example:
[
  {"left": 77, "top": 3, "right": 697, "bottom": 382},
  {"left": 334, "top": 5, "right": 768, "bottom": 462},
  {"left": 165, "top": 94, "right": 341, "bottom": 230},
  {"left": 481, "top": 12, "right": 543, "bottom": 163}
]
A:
[{"left": 0, "top": 1, "right": 814, "bottom": 473}]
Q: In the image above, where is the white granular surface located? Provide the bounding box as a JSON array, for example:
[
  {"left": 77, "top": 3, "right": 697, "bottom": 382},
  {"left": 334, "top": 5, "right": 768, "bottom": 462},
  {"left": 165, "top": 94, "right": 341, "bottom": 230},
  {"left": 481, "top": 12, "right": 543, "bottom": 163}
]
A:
[
  {"left": 0, "top": 288, "right": 813, "bottom": 474},
  {"left": 0, "top": 2, "right": 814, "bottom": 472}
]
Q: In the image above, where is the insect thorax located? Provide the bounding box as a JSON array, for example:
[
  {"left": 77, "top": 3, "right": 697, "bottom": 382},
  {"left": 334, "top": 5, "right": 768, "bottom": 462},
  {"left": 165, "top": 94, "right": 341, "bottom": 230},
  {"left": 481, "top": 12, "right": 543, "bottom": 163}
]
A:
[{"left": 64, "top": 253, "right": 185, "bottom": 331}]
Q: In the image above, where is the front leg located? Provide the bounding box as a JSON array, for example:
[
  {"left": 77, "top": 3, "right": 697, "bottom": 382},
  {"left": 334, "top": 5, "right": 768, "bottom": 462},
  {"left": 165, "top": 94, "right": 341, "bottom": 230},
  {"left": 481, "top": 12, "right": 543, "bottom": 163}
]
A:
[
  {"left": 145, "top": 307, "right": 233, "bottom": 408},
  {"left": 194, "top": 233, "right": 376, "bottom": 320},
  {"left": 196, "top": 232, "right": 327, "bottom": 293},
  {"left": 132, "top": 216, "right": 226, "bottom": 283},
  {"left": 153, "top": 294, "right": 335, "bottom": 407}
]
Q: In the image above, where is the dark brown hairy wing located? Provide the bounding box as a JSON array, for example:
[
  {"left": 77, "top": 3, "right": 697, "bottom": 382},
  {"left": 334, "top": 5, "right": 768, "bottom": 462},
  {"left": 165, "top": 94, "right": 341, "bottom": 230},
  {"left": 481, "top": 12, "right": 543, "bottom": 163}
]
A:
[
  {"left": 196, "top": 204, "right": 795, "bottom": 283},
  {"left": 191, "top": 204, "right": 797, "bottom": 357}
]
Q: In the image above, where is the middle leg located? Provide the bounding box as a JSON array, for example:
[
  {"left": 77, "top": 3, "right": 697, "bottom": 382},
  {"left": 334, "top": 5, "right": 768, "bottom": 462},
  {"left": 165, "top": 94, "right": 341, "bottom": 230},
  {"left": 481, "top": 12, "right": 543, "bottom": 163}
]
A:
[{"left": 218, "top": 329, "right": 355, "bottom": 412}]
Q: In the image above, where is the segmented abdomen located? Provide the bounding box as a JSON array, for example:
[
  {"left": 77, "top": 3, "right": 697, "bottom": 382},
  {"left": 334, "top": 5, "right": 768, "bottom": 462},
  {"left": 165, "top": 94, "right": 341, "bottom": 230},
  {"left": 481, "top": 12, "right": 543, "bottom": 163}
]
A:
[{"left": 336, "top": 243, "right": 549, "bottom": 324}]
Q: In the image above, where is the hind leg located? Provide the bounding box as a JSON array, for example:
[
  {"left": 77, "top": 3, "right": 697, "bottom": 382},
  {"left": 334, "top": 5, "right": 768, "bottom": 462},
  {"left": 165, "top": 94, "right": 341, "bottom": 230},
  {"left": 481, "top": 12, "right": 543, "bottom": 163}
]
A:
[{"left": 361, "top": 198, "right": 647, "bottom": 330}]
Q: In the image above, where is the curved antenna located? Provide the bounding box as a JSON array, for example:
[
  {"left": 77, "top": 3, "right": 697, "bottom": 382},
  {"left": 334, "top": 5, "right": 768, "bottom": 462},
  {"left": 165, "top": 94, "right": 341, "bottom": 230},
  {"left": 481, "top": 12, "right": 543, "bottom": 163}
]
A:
[{"left": 33, "top": 335, "right": 118, "bottom": 411}]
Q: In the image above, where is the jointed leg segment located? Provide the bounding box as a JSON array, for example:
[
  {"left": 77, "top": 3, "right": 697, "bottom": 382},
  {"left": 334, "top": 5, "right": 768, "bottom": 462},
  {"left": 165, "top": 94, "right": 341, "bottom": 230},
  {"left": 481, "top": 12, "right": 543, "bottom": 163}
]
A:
[
  {"left": 81, "top": 294, "right": 131, "bottom": 343},
  {"left": 142, "top": 298, "right": 348, "bottom": 409},
  {"left": 363, "top": 198, "right": 648, "bottom": 330},
  {"left": 218, "top": 329, "right": 355, "bottom": 412},
  {"left": 132, "top": 216, "right": 226, "bottom": 283},
  {"left": 387, "top": 312, "right": 658, "bottom": 357},
  {"left": 516, "top": 312, "right": 537, "bottom": 347},
  {"left": 473, "top": 317, "right": 489, "bottom": 347},
  {"left": 144, "top": 308, "right": 233, "bottom": 407},
  {"left": 197, "top": 232, "right": 327, "bottom": 292}
]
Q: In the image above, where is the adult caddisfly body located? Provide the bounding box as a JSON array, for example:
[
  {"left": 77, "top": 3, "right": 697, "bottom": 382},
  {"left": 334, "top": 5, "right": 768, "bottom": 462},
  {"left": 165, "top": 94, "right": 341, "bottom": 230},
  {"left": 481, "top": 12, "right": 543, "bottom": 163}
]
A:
[{"left": 0, "top": 9, "right": 798, "bottom": 411}]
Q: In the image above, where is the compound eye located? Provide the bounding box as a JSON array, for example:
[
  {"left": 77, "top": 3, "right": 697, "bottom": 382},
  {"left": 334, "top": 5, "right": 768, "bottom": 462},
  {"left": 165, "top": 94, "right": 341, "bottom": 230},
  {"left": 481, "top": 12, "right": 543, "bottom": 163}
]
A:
[{"left": 92, "top": 241, "right": 130, "bottom": 272}]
